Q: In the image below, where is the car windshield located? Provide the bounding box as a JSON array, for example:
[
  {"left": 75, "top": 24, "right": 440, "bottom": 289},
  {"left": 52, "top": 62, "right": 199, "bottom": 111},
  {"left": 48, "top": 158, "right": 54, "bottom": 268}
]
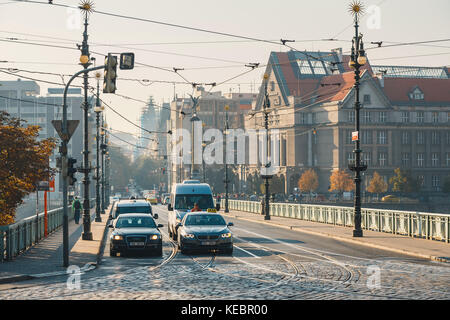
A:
[
  {"left": 184, "top": 214, "right": 226, "bottom": 226},
  {"left": 174, "top": 194, "right": 214, "bottom": 210},
  {"left": 116, "top": 216, "right": 156, "bottom": 228},
  {"left": 116, "top": 206, "right": 151, "bottom": 214}
]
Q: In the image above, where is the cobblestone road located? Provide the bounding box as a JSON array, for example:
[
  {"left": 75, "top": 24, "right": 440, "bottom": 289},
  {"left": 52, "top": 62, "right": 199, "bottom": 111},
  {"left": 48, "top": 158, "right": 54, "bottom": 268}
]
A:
[{"left": 1, "top": 206, "right": 449, "bottom": 300}]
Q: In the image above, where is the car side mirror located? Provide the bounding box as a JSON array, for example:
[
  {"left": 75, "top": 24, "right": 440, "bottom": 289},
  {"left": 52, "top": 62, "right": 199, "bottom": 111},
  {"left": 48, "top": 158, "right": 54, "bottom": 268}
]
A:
[
  {"left": 153, "top": 213, "right": 159, "bottom": 220},
  {"left": 168, "top": 204, "right": 173, "bottom": 211},
  {"left": 215, "top": 203, "right": 221, "bottom": 211},
  {"left": 227, "top": 222, "right": 234, "bottom": 227},
  {"left": 108, "top": 223, "right": 114, "bottom": 228},
  {"left": 176, "top": 223, "right": 182, "bottom": 229},
  {"left": 157, "top": 224, "right": 163, "bottom": 228}
]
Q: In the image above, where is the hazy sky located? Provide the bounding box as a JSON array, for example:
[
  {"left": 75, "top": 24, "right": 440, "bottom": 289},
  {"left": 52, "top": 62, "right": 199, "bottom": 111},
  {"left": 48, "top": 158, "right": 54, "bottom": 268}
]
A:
[{"left": 1, "top": 0, "right": 449, "bottom": 135}]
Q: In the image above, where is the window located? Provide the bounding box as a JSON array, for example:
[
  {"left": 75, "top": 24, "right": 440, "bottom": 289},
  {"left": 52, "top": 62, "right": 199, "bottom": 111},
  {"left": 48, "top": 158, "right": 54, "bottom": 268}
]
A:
[
  {"left": 431, "top": 153, "right": 440, "bottom": 167},
  {"left": 363, "top": 94, "right": 371, "bottom": 105},
  {"left": 417, "top": 175, "right": 425, "bottom": 187},
  {"left": 379, "top": 111, "right": 387, "bottom": 123},
  {"left": 348, "top": 111, "right": 355, "bottom": 123},
  {"left": 432, "top": 112, "right": 439, "bottom": 123},
  {"left": 416, "top": 132, "right": 425, "bottom": 145},
  {"left": 431, "top": 132, "right": 440, "bottom": 145},
  {"left": 446, "top": 153, "right": 450, "bottom": 167},
  {"left": 378, "top": 152, "right": 387, "bottom": 167},
  {"left": 447, "top": 132, "right": 450, "bottom": 145},
  {"left": 363, "top": 111, "right": 371, "bottom": 123},
  {"left": 401, "top": 132, "right": 409, "bottom": 145},
  {"left": 410, "top": 88, "right": 424, "bottom": 100},
  {"left": 363, "top": 152, "right": 372, "bottom": 166},
  {"left": 447, "top": 112, "right": 450, "bottom": 123},
  {"left": 416, "top": 111, "right": 424, "bottom": 123},
  {"left": 432, "top": 176, "right": 440, "bottom": 191},
  {"left": 346, "top": 130, "right": 353, "bottom": 144},
  {"left": 402, "top": 153, "right": 410, "bottom": 167},
  {"left": 362, "top": 130, "right": 372, "bottom": 144},
  {"left": 401, "top": 111, "right": 409, "bottom": 123},
  {"left": 312, "top": 113, "right": 316, "bottom": 124},
  {"left": 347, "top": 152, "right": 355, "bottom": 164},
  {"left": 377, "top": 130, "right": 387, "bottom": 144},
  {"left": 300, "top": 112, "right": 307, "bottom": 124},
  {"left": 416, "top": 153, "right": 425, "bottom": 167}
]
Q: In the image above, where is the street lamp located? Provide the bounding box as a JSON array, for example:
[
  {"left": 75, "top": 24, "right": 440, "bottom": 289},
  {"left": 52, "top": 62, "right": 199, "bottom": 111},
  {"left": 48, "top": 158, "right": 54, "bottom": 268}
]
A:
[
  {"left": 348, "top": 0, "right": 368, "bottom": 238},
  {"left": 94, "top": 99, "right": 104, "bottom": 222},
  {"left": 79, "top": 2, "right": 93, "bottom": 240},
  {"left": 224, "top": 105, "right": 230, "bottom": 213},
  {"left": 261, "top": 73, "right": 272, "bottom": 221}
]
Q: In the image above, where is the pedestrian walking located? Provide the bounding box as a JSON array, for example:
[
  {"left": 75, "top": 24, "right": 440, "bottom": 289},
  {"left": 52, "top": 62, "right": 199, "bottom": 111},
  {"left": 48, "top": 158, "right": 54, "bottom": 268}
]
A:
[{"left": 72, "top": 197, "right": 81, "bottom": 224}]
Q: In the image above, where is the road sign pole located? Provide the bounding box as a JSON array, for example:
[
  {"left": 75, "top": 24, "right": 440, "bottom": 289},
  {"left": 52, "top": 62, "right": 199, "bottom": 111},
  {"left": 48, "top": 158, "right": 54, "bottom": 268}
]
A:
[{"left": 57, "top": 65, "right": 105, "bottom": 268}]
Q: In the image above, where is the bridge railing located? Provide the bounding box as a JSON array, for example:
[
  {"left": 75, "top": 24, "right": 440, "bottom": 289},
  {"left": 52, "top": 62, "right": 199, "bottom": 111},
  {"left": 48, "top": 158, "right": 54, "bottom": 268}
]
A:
[
  {"left": 0, "top": 198, "right": 97, "bottom": 262},
  {"left": 221, "top": 200, "right": 450, "bottom": 243}
]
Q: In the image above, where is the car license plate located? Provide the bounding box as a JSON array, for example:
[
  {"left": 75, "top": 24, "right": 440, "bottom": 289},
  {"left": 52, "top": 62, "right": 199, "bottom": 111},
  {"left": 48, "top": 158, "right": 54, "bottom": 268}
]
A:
[
  {"left": 130, "top": 242, "right": 145, "bottom": 246},
  {"left": 202, "top": 241, "right": 216, "bottom": 246}
]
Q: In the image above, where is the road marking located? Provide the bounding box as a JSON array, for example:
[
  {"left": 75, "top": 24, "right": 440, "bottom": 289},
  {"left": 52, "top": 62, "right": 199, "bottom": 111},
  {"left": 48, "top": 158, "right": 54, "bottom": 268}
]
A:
[{"left": 234, "top": 245, "right": 260, "bottom": 258}]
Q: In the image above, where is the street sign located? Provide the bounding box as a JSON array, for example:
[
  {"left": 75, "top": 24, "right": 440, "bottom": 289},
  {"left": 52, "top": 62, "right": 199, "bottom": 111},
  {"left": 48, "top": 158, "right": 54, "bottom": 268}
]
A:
[
  {"left": 51, "top": 120, "right": 79, "bottom": 141},
  {"left": 37, "top": 181, "right": 50, "bottom": 191}
]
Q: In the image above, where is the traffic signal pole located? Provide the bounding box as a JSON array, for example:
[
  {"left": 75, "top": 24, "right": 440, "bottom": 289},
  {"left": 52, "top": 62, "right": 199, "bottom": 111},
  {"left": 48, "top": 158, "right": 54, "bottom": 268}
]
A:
[{"left": 60, "top": 65, "right": 105, "bottom": 268}]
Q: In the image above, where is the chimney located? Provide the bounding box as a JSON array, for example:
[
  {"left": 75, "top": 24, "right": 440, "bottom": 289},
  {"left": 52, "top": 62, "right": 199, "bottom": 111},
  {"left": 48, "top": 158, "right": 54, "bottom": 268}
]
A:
[
  {"left": 377, "top": 70, "right": 386, "bottom": 88},
  {"left": 332, "top": 48, "right": 343, "bottom": 64}
]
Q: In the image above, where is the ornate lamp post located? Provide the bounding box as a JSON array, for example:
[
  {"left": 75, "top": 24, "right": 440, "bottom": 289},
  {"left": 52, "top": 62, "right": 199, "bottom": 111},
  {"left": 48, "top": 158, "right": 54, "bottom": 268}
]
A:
[
  {"left": 348, "top": 1, "right": 368, "bottom": 237},
  {"left": 224, "top": 105, "right": 230, "bottom": 213},
  {"left": 79, "top": 0, "right": 94, "bottom": 240},
  {"left": 93, "top": 75, "right": 104, "bottom": 222},
  {"left": 261, "top": 73, "right": 272, "bottom": 221}
]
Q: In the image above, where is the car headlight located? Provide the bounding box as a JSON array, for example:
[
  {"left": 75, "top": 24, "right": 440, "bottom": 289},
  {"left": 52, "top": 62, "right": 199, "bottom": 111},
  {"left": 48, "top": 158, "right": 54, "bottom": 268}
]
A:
[
  {"left": 149, "top": 234, "right": 159, "bottom": 240},
  {"left": 112, "top": 235, "right": 123, "bottom": 241},
  {"left": 221, "top": 232, "right": 232, "bottom": 238},
  {"left": 184, "top": 234, "right": 195, "bottom": 239}
]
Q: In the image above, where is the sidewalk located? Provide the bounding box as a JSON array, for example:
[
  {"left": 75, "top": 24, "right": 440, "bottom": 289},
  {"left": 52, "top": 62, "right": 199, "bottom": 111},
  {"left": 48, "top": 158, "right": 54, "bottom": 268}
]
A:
[
  {"left": 0, "top": 206, "right": 110, "bottom": 284},
  {"left": 222, "top": 209, "right": 450, "bottom": 263}
]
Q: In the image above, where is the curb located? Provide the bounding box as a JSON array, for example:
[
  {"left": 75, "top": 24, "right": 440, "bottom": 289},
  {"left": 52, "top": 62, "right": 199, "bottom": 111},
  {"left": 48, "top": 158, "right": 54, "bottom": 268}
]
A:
[{"left": 224, "top": 213, "right": 450, "bottom": 264}]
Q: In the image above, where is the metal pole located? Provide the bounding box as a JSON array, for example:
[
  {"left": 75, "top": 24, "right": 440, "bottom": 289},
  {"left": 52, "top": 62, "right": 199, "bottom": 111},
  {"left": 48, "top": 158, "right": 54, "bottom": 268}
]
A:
[
  {"left": 224, "top": 106, "right": 229, "bottom": 213},
  {"left": 101, "top": 115, "right": 105, "bottom": 214},
  {"left": 94, "top": 109, "right": 101, "bottom": 222},
  {"left": 262, "top": 75, "right": 271, "bottom": 221},
  {"left": 350, "top": 12, "right": 367, "bottom": 237},
  {"left": 81, "top": 15, "right": 93, "bottom": 240}
]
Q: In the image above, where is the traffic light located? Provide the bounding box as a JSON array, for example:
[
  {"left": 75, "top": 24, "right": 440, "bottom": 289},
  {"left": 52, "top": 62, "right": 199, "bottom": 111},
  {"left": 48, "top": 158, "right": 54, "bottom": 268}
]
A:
[
  {"left": 103, "top": 54, "right": 117, "bottom": 94},
  {"left": 162, "top": 167, "right": 166, "bottom": 175},
  {"left": 67, "top": 158, "right": 77, "bottom": 186}
]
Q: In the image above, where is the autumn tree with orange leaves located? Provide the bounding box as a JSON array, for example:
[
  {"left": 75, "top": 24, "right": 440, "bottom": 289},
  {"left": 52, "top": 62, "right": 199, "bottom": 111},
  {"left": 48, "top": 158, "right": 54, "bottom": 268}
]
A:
[
  {"left": 329, "top": 169, "right": 354, "bottom": 197},
  {"left": 298, "top": 169, "right": 319, "bottom": 193},
  {"left": 0, "top": 112, "right": 56, "bottom": 225}
]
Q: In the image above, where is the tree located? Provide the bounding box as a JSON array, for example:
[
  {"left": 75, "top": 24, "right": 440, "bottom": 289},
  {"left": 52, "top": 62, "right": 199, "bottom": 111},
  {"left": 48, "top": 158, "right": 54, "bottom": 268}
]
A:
[
  {"left": 0, "top": 112, "right": 56, "bottom": 225},
  {"left": 367, "top": 171, "right": 388, "bottom": 198},
  {"left": 329, "top": 169, "right": 353, "bottom": 196},
  {"left": 298, "top": 169, "right": 319, "bottom": 193},
  {"left": 109, "top": 146, "right": 134, "bottom": 193},
  {"left": 389, "top": 168, "right": 420, "bottom": 193}
]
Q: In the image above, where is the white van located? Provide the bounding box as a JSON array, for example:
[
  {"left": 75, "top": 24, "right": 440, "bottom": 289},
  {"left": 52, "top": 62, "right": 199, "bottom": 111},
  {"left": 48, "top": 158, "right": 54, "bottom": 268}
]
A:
[{"left": 167, "top": 180, "right": 219, "bottom": 240}]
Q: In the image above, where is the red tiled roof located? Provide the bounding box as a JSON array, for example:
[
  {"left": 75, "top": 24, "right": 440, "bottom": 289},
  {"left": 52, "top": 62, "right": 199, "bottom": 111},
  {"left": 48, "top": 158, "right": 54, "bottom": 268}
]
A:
[
  {"left": 383, "top": 77, "right": 450, "bottom": 103},
  {"left": 315, "top": 72, "right": 356, "bottom": 103}
]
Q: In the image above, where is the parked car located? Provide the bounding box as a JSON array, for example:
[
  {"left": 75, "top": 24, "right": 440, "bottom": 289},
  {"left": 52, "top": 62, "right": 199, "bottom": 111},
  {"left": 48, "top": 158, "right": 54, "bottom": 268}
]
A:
[
  {"left": 176, "top": 212, "right": 233, "bottom": 254},
  {"left": 109, "top": 214, "right": 163, "bottom": 257},
  {"left": 249, "top": 194, "right": 259, "bottom": 201}
]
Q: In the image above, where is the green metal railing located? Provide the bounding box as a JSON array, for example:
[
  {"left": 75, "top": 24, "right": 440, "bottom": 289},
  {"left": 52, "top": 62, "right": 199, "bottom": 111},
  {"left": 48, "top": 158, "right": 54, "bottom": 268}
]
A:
[{"left": 222, "top": 200, "right": 450, "bottom": 243}]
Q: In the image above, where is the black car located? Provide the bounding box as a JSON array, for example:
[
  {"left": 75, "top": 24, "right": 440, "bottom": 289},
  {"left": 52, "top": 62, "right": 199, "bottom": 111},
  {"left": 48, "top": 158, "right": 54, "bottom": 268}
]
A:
[
  {"left": 109, "top": 214, "right": 163, "bottom": 257},
  {"left": 110, "top": 199, "right": 157, "bottom": 220},
  {"left": 176, "top": 213, "right": 234, "bottom": 255}
]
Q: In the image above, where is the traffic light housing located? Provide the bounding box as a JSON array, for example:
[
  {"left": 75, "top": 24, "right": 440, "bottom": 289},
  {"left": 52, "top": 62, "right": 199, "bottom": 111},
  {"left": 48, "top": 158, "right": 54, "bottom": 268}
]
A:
[
  {"left": 103, "top": 54, "right": 117, "bottom": 93},
  {"left": 67, "top": 158, "right": 77, "bottom": 186}
]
